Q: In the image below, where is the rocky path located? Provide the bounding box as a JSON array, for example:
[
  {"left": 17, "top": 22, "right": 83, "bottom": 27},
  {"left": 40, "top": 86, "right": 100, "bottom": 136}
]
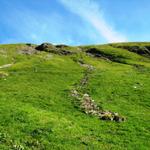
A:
[{"left": 71, "top": 62, "right": 125, "bottom": 122}]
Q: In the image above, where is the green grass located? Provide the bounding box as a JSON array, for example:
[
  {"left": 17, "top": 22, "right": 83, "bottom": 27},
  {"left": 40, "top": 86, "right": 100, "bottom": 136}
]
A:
[{"left": 0, "top": 43, "right": 150, "bottom": 149}]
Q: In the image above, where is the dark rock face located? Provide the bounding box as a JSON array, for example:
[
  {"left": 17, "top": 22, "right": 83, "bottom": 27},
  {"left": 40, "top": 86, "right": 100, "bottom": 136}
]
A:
[
  {"left": 59, "top": 50, "right": 72, "bottom": 55},
  {"left": 86, "top": 48, "right": 125, "bottom": 63},
  {"left": 26, "top": 43, "right": 32, "bottom": 47},
  {"left": 35, "top": 43, "right": 56, "bottom": 51},
  {"left": 145, "top": 46, "right": 150, "bottom": 51},
  {"left": 121, "top": 46, "right": 150, "bottom": 55},
  {"left": 55, "top": 44, "right": 69, "bottom": 48},
  {"left": 86, "top": 48, "right": 103, "bottom": 57},
  {"left": 35, "top": 43, "right": 73, "bottom": 55},
  {"left": 112, "top": 45, "right": 150, "bottom": 57}
]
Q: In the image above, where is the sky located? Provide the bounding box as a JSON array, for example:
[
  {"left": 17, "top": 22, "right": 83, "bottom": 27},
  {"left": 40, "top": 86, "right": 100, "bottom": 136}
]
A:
[{"left": 0, "top": 0, "right": 150, "bottom": 45}]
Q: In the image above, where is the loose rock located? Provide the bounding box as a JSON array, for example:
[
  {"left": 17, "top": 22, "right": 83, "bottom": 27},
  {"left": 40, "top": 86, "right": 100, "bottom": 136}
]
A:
[{"left": 70, "top": 62, "right": 125, "bottom": 122}]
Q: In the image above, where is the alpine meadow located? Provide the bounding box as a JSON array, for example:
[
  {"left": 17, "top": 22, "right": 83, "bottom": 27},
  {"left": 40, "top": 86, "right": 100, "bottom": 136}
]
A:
[{"left": 0, "top": 43, "right": 150, "bottom": 149}]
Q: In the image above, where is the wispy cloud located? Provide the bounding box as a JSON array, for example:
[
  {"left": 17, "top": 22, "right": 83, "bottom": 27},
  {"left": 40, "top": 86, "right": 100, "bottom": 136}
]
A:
[
  {"left": 0, "top": 0, "right": 127, "bottom": 45},
  {"left": 0, "top": 1, "right": 97, "bottom": 45},
  {"left": 59, "top": 0, "right": 127, "bottom": 43},
  {"left": 0, "top": 2, "right": 103, "bottom": 45}
]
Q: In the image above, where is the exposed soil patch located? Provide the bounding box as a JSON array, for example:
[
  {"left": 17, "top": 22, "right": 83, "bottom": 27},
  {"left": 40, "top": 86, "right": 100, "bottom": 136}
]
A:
[
  {"left": 19, "top": 44, "right": 38, "bottom": 55},
  {"left": 19, "top": 48, "right": 38, "bottom": 55}
]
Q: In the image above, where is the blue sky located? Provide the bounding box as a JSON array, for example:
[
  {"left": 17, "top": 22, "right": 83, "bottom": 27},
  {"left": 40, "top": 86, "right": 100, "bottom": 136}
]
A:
[{"left": 0, "top": 0, "right": 150, "bottom": 45}]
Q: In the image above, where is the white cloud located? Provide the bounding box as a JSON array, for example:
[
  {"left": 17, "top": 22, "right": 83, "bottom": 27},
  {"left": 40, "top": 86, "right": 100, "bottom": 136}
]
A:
[{"left": 59, "top": 0, "right": 127, "bottom": 43}]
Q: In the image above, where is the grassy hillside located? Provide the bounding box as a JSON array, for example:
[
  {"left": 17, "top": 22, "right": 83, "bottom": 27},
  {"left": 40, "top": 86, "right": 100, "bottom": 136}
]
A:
[{"left": 0, "top": 43, "right": 150, "bottom": 150}]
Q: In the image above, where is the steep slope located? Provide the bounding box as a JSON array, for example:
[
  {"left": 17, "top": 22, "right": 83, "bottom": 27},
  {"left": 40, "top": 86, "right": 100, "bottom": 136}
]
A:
[{"left": 0, "top": 43, "right": 150, "bottom": 150}]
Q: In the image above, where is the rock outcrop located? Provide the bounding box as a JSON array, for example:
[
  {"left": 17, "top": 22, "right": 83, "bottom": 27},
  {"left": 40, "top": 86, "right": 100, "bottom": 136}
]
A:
[{"left": 35, "top": 43, "right": 73, "bottom": 55}]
